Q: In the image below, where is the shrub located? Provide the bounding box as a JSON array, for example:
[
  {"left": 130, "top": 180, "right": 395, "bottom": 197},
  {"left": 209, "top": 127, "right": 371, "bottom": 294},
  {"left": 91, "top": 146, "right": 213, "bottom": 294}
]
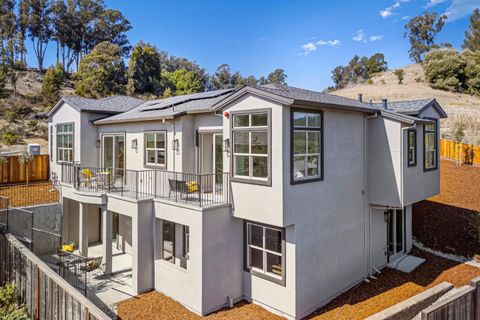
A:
[
  {"left": 463, "top": 50, "right": 480, "bottom": 96},
  {"left": 415, "top": 77, "right": 422, "bottom": 83},
  {"left": 0, "top": 127, "right": 23, "bottom": 145},
  {"left": 42, "top": 63, "right": 64, "bottom": 103},
  {"left": 366, "top": 79, "right": 374, "bottom": 85},
  {"left": 28, "top": 120, "right": 38, "bottom": 128},
  {"left": 394, "top": 69, "right": 405, "bottom": 84},
  {"left": 423, "top": 49, "right": 467, "bottom": 93},
  {"left": 0, "top": 283, "right": 28, "bottom": 320},
  {"left": 3, "top": 110, "right": 18, "bottom": 123},
  {"left": 381, "top": 79, "right": 386, "bottom": 85}
]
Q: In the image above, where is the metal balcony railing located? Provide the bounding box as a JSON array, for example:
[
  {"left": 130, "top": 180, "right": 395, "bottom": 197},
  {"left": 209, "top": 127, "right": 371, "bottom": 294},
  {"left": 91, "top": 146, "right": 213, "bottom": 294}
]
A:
[{"left": 60, "top": 163, "right": 230, "bottom": 207}]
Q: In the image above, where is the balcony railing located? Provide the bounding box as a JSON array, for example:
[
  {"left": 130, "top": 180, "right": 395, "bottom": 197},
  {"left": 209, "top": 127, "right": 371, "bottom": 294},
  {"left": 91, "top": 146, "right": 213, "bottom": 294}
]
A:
[{"left": 60, "top": 163, "right": 230, "bottom": 207}]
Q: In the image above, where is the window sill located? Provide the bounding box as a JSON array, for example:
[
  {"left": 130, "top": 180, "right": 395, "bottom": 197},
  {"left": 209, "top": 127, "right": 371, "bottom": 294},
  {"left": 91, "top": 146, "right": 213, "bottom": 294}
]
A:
[
  {"left": 246, "top": 268, "right": 285, "bottom": 286},
  {"left": 154, "top": 259, "right": 188, "bottom": 273},
  {"left": 423, "top": 166, "right": 438, "bottom": 172},
  {"left": 231, "top": 176, "right": 271, "bottom": 186},
  {"left": 290, "top": 176, "right": 323, "bottom": 185}
]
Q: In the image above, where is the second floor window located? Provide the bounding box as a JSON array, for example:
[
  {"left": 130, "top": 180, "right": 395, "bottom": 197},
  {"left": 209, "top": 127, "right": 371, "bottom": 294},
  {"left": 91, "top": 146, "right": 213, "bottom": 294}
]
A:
[
  {"left": 291, "top": 110, "right": 323, "bottom": 183},
  {"left": 56, "top": 123, "right": 74, "bottom": 162},
  {"left": 232, "top": 111, "right": 270, "bottom": 183},
  {"left": 424, "top": 120, "right": 437, "bottom": 171},
  {"left": 145, "top": 131, "right": 166, "bottom": 167},
  {"left": 407, "top": 129, "right": 417, "bottom": 167}
]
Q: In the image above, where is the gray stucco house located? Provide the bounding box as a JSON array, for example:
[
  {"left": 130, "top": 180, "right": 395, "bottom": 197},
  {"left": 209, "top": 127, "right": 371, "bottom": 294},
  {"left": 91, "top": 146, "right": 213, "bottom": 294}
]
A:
[{"left": 48, "top": 84, "right": 447, "bottom": 319}]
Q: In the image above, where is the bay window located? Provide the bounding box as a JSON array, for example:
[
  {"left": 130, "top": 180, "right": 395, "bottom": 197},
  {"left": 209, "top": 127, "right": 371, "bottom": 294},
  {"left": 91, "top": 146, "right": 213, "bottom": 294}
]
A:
[
  {"left": 232, "top": 111, "right": 270, "bottom": 183},
  {"left": 56, "top": 123, "right": 74, "bottom": 163},
  {"left": 407, "top": 129, "right": 417, "bottom": 167},
  {"left": 424, "top": 120, "right": 437, "bottom": 171},
  {"left": 145, "top": 131, "right": 166, "bottom": 167},
  {"left": 291, "top": 109, "right": 323, "bottom": 183},
  {"left": 246, "top": 222, "right": 284, "bottom": 283}
]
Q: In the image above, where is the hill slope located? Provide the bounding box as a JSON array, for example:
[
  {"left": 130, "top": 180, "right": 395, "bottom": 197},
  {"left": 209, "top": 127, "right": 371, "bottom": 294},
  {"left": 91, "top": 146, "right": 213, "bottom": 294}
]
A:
[{"left": 332, "top": 64, "right": 480, "bottom": 143}]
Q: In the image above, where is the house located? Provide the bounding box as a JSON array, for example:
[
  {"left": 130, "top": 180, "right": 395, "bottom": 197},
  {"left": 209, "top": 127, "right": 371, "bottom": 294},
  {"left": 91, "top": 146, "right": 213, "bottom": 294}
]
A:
[{"left": 47, "top": 84, "right": 447, "bottom": 319}]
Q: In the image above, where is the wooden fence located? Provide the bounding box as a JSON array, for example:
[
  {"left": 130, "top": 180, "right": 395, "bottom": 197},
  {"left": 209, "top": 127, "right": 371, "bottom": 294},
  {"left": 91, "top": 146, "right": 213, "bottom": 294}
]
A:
[
  {"left": 421, "top": 277, "right": 480, "bottom": 320},
  {"left": 0, "top": 154, "right": 50, "bottom": 185},
  {"left": 0, "top": 181, "right": 59, "bottom": 207},
  {"left": 440, "top": 139, "right": 480, "bottom": 165},
  {"left": 0, "top": 232, "right": 111, "bottom": 320}
]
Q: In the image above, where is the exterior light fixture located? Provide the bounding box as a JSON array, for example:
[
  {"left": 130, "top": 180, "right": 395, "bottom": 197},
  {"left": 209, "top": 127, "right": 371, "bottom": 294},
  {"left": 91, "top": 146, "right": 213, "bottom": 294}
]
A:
[
  {"left": 96, "top": 139, "right": 101, "bottom": 148},
  {"left": 173, "top": 139, "right": 180, "bottom": 153},
  {"left": 223, "top": 138, "right": 230, "bottom": 154},
  {"left": 131, "top": 139, "right": 138, "bottom": 150}
]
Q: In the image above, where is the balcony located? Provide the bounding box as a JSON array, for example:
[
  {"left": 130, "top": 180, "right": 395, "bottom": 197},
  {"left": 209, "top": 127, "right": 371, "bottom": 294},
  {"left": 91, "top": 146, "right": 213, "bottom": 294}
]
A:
[{"left": 60, "top": 163, "right": 230, "bottom": 207}]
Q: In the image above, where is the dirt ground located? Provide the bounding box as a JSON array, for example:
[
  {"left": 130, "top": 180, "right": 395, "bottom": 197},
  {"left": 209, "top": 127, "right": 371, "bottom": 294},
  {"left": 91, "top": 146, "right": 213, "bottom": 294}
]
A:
[
  {"left": 413, "top": 159, "right": 480, "bottom": 258},
  {"left": 0, "top": 182, "right": 59, "bottom": 207},
  {"left": 116, "top": 249, "right": 480, "bottom": 320}
]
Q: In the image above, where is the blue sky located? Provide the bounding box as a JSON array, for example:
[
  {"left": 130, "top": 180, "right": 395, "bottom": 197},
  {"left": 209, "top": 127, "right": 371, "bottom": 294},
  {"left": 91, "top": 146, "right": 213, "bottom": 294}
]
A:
[{"left": 31, "top": 0, "right": 480, "bottom": 91}]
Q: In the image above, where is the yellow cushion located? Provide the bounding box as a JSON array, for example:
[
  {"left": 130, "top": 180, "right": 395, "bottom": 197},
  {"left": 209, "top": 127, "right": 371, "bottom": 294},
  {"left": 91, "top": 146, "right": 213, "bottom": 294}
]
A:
[
  {"left": 62, "top": 243, "right": 74, "bottom": 252},
  {"left": 82, "top": 169, "right": 93, "bottom": 178},
  {"left": 186, "top": 181, "right": 199, "bottom": 192}
]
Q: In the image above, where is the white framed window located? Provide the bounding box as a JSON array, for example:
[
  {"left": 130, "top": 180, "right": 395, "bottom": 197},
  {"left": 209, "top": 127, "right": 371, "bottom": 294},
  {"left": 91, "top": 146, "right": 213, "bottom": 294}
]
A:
[
  {"left": 424, "top": 120, "right": 437, "bottom": 171},
  {"left": 407, "top": 129, "right": 417, "bottom": 167},
  {"left": 291, "top": 110, "right": 323, "bottom": 183},
  {"left": 56, "top": 123, "right": 74, "bottom": 163},
  {"left": 232, "top": 111, "right": 269, "bottom": 183},
  {"left": 246, "top": 222, "right": 284, "bottom": 283},
  {"left": 145, "top": 131, "right": 166, "bottom": 167}
]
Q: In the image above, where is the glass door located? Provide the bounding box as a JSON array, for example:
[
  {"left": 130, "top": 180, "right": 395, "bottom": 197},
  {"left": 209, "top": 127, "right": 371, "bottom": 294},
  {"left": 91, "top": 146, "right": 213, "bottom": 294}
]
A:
[
  {"left": 102, "top": 134, "right": 125, "bottom": 181},
  {"left": 387, "top": 209, "right": 405, "bottom": 261},
  {"left": 213, "top": 134, "right": 223, "bottom": 183}
]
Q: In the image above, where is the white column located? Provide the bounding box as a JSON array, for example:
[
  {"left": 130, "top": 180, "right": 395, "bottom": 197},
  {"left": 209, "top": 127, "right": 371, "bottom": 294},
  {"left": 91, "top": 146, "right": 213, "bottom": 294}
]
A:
[
  {"left": 78, "top": 202, "right": 88, "bottom": 256},
  {"left": 102, "top": 207, "right": 112, "bottom": 275}
]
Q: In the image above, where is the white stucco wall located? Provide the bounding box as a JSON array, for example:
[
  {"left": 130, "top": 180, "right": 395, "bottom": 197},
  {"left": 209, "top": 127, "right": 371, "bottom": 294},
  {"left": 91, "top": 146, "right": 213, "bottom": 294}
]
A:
[
  {"left": 283, "top": 108, "right": 367, "bottom": 318},
  {"left": 222, "top": 94, "right": 284, "bottom": 227},
  {"left": 367, "top": 117, "right": 402, "bottom": 207}
]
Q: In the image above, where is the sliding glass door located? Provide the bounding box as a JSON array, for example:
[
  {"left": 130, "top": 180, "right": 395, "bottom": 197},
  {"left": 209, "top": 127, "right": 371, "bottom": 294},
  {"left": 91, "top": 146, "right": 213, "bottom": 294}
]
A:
[{"left": 102, "top": 134, "right": 125, "bottom": 175}]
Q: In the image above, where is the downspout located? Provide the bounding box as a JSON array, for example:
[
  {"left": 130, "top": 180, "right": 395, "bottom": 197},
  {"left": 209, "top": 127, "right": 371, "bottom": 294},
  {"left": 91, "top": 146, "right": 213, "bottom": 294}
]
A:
[
  {"left": 364, "top": 112, "right": 378, "bottom": 280},
  {"left": 172, "top": 120, "right": 176, "bottom": 172}
]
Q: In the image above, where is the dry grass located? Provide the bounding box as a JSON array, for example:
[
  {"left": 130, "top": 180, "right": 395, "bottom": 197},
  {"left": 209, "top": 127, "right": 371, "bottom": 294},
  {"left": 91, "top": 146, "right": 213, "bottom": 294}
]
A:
[{"left": 0, "top": 182, "right": 59, "bottom": 207}]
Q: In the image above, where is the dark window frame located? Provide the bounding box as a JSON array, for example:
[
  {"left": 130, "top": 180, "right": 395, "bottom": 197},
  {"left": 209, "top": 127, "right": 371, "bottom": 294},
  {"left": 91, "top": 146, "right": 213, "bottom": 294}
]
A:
[
  {"left": 290, "top": 108, "right": 324, "bottom": 185},
  {"left": 423, "top": 118, "right": 438, "bottom": 172},
  {"left": 407, "top": 128, "right": 417, "bottom": 167},
  {"left": 243, "top": 220, "right": 286, "bottom": 286},
  {"left": 144, "top": 130, "right": 168, "bottom": 169},
  {"left": 230, "top": 109, "right": 272, "bottom": 186},
  {"left": 56, "top": 122, "right": 75, "bottom": 164},
  {"left": 161, "top": 220, "right": 176, "bottom": 264}
]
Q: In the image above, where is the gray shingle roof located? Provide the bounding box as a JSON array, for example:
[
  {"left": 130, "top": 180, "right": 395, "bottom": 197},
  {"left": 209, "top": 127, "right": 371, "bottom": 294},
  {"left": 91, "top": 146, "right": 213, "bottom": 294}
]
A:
[
  {"left": 255, "top": 84, "right": 378, "bottom": 110},
  {"left": 372, "top": 99, "right": 434, "bottom": 114},
  {"left": 94, "top": 89, "right": 234, "bottom": 124},
  {"left": 53, "top": 95, "right": 144, "bottom": 115}
]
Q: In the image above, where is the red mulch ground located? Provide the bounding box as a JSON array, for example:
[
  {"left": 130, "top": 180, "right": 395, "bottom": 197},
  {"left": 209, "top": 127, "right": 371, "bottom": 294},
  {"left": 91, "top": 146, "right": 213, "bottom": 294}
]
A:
[
  {"left": 413, "top": 159, "right": 480, "bottom": 258},
  {"left": 116, "top": 248, "right": 480, "bottom": 320},
  {"left": 117, "top": 159, "right": 480, "bottom": 320},
  {"left": 0, "top": 182, "right": 59, "bottom": 207}
]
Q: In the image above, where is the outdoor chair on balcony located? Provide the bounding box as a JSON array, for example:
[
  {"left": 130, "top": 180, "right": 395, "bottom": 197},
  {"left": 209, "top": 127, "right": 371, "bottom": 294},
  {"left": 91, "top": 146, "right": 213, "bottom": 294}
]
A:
[
  {"left": 81, "top": 169, "right": 97, "bottom": 190},
  {"left": 168, "top": 179, "right": 200, "bottom": 201},
  {"left": 81, "top": 256, "right": 103, "bottom": 273},
  {"left": 97, "top": 171, "right": 116, "bottom": 192}
]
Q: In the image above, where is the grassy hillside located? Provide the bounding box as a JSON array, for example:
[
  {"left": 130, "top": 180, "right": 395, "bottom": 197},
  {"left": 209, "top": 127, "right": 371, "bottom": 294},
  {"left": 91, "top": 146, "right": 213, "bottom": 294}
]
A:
[
  {"left": 332, "top": 64, "right": 480, "bottom": 144},
  {"left": 0, "top": 70, "right": 74, "bottom": 154}
]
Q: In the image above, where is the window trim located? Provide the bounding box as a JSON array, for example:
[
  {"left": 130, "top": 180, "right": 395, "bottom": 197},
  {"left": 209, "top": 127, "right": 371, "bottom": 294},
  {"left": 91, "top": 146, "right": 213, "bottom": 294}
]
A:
[
  {"left": 243, "top": 220, "right": 286, "bottom": 286},
  {"left": 56, "top": 122, "right": 75, "bottom": 164},
  {"left": 290, "top": 108, "right": 324, "bottom": 185},
  {"left": 407, "top": 128, "right": 417, "bottom": 167},
  {"left": 49, "top": 125, "right": 54, "bottom": 162},
  {"left": 230, "top": 109, "right": 272, "bottom": 186},
  {"left": 161, "top": 220, "right": 176, "bottom": 264},
  {"left": 423, "top": 118, "right": 438, "bottom": 171},
  {"left": 144, "top": 130, "right": 167, "bottom": 169}
]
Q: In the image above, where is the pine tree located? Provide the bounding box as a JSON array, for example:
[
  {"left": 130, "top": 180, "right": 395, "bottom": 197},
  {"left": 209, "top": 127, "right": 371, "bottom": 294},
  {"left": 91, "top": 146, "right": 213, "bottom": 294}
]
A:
[{"left": 126, "top": 42, "right": 162, "bottom": 95}]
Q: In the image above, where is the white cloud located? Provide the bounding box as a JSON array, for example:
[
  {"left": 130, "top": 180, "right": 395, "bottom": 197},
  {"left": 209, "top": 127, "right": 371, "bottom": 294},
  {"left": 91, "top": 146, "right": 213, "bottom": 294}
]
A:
[
  {"left": 299, "top": 39, "right": 340, "bottom": 55},
  {"left": 369, "top": 35, "right": 384, "bottom": 41},
  {"left": 426, "top": 0, "right": 449, "bottom": 7},
  {"left": 425, "top": 0, "right": 478, "bottom": 21},
  {"left": 402, "top": 15, "right": 411, "bottom": 19},
  {"left": 353, "top": 29, "right": 366, "bottom": 41},
  {"left": 353, "top": 30, "right": 383, "bottom": 43},
  {"left": 380, "top": 1, "right": 411, "bottom": 18}
]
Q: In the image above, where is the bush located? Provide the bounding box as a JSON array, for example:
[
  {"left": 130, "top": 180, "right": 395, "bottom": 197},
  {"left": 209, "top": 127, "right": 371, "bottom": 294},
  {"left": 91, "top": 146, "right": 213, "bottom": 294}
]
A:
[
  {"left": 0, "top": 283, "right": 28, "bottom": 320},
  {"left": 415, "top": 77, "right": 422, "bottom": 83},
  {"left": 381, "top": 79, "right": 386, "bottom": 85},
  {"left": 0, "top": 127, "right": 23, "bottom": 145},
  {"left": 28, "top": 120, "right": 38, "bottom": 128},
  {"left": 394, "top": 69, "right": 405, "bottom": 84},
  {"left": 463, "top": 50, "right": 480, "bottom": 96},
  {"left": 42, "top": 63, "right": 64, "bottom": 103},
  {"left": 366, "top": 79, "right": 374, "bottom": 85},
  {"left": 423, "top": 49, "right": 467, "bottom": 93}
]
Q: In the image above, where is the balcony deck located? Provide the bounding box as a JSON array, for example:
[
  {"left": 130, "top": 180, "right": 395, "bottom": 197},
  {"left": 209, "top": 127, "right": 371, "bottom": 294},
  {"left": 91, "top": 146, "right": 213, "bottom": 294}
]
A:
[{"left": 60, "top": 163, "right": 230, "bottom": 207}]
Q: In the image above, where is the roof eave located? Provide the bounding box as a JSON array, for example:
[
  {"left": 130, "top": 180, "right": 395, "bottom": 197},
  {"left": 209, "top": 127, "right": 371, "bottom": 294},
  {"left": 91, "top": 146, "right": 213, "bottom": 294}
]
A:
[
  {"left": 211, "top": 86, "right": 294, "bottom": 111},
  {"left": 292, "top": 99, "right": 377, "bottom": 114}
]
